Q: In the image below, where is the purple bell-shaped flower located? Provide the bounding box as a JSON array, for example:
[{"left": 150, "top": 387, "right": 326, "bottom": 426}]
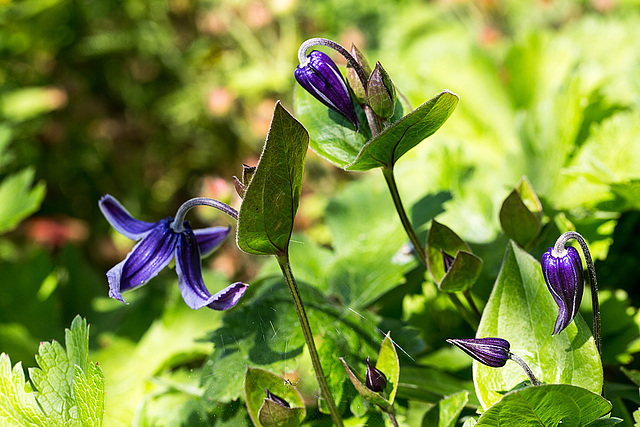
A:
[{"left": 447, "top": 337, "right": 511, "bottom": 368}]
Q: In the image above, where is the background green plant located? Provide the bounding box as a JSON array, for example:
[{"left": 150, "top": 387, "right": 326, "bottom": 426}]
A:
[{"left": 2, "top": 0, "right": 640, "bottom": 425}]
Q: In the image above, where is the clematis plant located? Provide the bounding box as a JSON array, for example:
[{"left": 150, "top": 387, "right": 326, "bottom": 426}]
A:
[{"left": 99, "top": 195, "right": 248, "bottom": 310}]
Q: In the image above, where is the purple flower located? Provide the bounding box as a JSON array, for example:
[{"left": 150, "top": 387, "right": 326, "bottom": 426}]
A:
[
  {"left": 447, "top": 338, "right": 511, "bottom": 368},
  {"left": 541, "top": 246, "right": 584, "bottom": 335},
  {"left": 295, "top": 50, "right": 359, "bottom": 130},
  {"left": 365, "top": 356, "right": 387, "bottom": 393},
  {"left": 99, "top": 195, "right": 247, "bottom": 310}
]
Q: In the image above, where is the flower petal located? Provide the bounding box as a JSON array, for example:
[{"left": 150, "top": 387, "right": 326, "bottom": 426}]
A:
[
  {"left": 108, "top": 218, "right": 178, "bottom": 302},
  {"left": 175, "top": 227, "right": 218, "bottom": 309},
  {"left": 194, "top": 225, "right": 231, "bottom": 257},
  {"left": 99, "top": 195, "right": 156, "bottom": 240},
  {"left": 207, "top": 282, "right": 248, "bottom": 311}
]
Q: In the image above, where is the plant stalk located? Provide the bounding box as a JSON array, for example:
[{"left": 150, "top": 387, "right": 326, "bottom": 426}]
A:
[
  {"left": 276, "top": 253, "right": 343, "bottom": 427},
  {"left": 509, "top": 353, "right": 541, "bottom": 386}
]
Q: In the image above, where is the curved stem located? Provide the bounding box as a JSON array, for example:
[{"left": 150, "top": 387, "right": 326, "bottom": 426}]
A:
[
  {"left": 509, "top": 353, "right": 540, "bottom": 386},
  {"left": 171, "top": 197, "right": 238, "bottom": 233},
  {"left": 276, "top": 253, "right": 343, "bottom": 427},
  {"left": 553, "top": 231, "right": 602, "bottom": 363}
]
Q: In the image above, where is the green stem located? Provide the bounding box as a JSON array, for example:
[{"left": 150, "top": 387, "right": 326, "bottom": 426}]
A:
[
  {"left": 381, "top": 166, "right": 478, "bottom": 329},
  {"left": 276, "top": 253, "right": 343, "bottom": 427},
  {"left": 382, "top": 166, "right": 426, "bottom": 263},
  {"left": 464, "top": 290, "right": 482, "bottom": 320},
  {"left": 509, "top": 353, "right": 540, "bottom": 386}
]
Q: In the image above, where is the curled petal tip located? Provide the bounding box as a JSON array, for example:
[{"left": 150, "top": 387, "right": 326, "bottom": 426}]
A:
[{"left": 208, "top": 282, "right": 248, "bottom": 311}]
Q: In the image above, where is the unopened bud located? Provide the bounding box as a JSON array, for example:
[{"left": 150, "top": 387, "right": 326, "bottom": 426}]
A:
[{"left": 367, "top": 62, "right": 396, "bottom": 120}]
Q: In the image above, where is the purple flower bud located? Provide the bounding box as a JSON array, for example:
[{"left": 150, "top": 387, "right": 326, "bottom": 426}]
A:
[
  {"left": 440, "top": 249, "right": 455, "bottom": 273},
  {"left": 541, "top": 246, "right": 584, "bottom": 335},
  {"left": 264, "top": 388, "right": 290, "bottom": 408},
  {"left": 447, "top": 338, "right": 510, "bottom": 368},
  {"left": 365, "top": 356, "right": 387, "bottom": 392},
  {"left": 295, "top": 50, "right": 359, "bottom": 130}
]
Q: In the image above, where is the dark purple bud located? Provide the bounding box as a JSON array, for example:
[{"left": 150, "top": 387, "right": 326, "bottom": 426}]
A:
[
  {"left": 264, "top": 388, "right": 290, "bottom": 408},
  {"left": 541, "top": 246, "right": 584, "bottom": 335},
  {"left": 365, "top": 356, "right": 387, "bottom": 393},
  {"left": 366, "top": 62, "right": 395, "bottom": 120},
  {"left": 447, "top": 338, "right": 510, "bottom": 368},
  {"left": 440, "top": 249, "right": 455, "bottom": 273},
  {"left": 295, "top": 50, "right": 359, "bottom": 130}
]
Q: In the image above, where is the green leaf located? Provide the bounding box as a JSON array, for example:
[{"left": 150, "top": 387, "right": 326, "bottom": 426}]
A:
[
  {"left": 258, "top": 399, "right": 305, "bottom": 427},
  {"left": 499, "top": 181, "right": 542, "bottom": 247},
  {"left": 0, "top": 168, "right": 46, "bottom": 234},
  {"left": 73, "top": 363, "right": 105, "bottom": 427},
  {"left": 0, "top": 316, "right": 104, "bottom": 427},
  {"left": 244, "top": 367, "right": 305, "bottom": 427},
  {"left": 0, "top": 353, "right": 49, "bottom": 426},
  {"left": 422, "top": 391, "right": 469, "bottom": 427},
  {"left": 237, "top": 102, "right": 309, "bottom": 255},
  {"left": 476, "top": 385, "right": 614, "bottom": 426},
  {"left": 346, "top": 90, "right": 459, "bottom": 171},
  {"left": 377, "top": 333, "right": 400, "bottom": 405},
  {"left": 397, "top": 366, "right": 478, "bottom": 407},
  {"left": 474, "top": 241, "right": 602, "bottom": 409},
  {"left": 438, "top": 251, "right": 483, "bottom": 293},
  {"left": 426, "top": 220, "right": 482, "bottom": 292}
]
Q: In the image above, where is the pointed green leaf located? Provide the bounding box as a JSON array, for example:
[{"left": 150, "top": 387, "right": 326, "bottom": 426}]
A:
[
  {"left": 237, "top": 102, "right": 309, "bottom": 255},
  {"left": 377, "top": 333, "right": 400, "bottom": 405},
  {"left": 474, "top": 241, "right": 602, "bottom": 409},
  {"left": 244, "top": 367, "right": 305, "bottom": 427},
  {"left": 438, "top": 250, "right": 483, "bottom": 293},
  {"left": 426, "top": 220, "right": 471, "bottom": 284},
  {"left": 499, "top": 187, "right": 541, "bottom": 247},
  {"left": 346, "top": 90, "right": 459, "bottom": 171},
  {"left": 476, "top": 385, "right": 613, "bottom": 426},
  {"left": 422, "top": 391, "right": 469, "bottom": 427}
]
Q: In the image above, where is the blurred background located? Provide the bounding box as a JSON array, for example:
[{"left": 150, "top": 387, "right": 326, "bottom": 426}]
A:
[{"left": 2, "top": 0, "right": 640, "bottom": 425}]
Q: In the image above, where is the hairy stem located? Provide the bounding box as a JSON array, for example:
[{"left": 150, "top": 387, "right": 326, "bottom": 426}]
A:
[
  {"left": 509, "top": 353, "right": 540, "bottom": 386},
  {"left": 171, "top": 197, "right": 238, "bottom": 233},
  {"left": 276, "top": 253, "right": 343, "bottom": 427}
]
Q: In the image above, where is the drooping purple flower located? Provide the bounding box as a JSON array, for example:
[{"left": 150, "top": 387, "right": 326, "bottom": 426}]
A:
[
  {"left": 447, "top": 337, "right": 511, "bottom": 368},
  {"left": 99, "top": 195, "right": 247, "bottom": 310},
  {"left": 295, "top": 50, "right": 359, "bottom": 130},
  {"left": 365, "top": 356, "right": 387, "bottom": 393},
  {"left": 541, "top": 246, "right": 584, "bottom": 335}
]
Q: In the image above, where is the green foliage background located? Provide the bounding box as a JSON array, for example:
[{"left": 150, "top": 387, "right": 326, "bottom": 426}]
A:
[{"left": 2, "top": 0, "right": 640, "bottom": 425}]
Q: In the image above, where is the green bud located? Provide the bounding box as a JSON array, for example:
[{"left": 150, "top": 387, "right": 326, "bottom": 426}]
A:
[
  {"left": 367, "top": 62, "right": 396, "bottom": 120},
  {"left": 345, "top": 44, "right": 371, "bottom": 105}
]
